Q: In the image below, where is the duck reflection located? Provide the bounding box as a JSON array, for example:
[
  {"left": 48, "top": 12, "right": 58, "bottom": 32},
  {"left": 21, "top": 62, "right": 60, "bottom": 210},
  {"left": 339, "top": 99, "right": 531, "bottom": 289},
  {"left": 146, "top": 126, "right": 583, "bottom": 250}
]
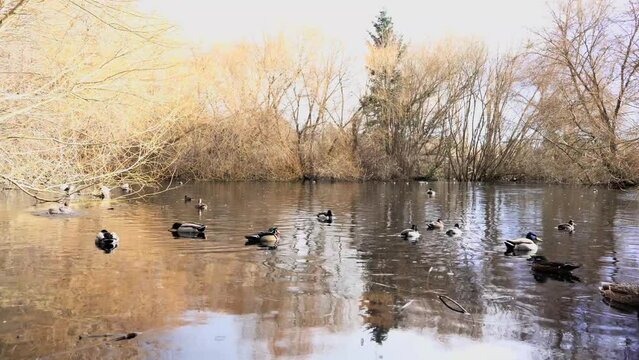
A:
[
  {"left": 171, "top": 232, "right": 207, "bottom": 239},
  {"left": 532, "top": 271, "right": 581, "bottom": 283}
]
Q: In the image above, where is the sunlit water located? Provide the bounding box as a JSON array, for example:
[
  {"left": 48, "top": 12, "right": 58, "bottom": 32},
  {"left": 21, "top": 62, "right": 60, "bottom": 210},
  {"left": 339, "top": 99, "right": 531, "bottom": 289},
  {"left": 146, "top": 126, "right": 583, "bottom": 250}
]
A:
[{"left": 0, "top": 182, "right": 638, "bottom": 359}]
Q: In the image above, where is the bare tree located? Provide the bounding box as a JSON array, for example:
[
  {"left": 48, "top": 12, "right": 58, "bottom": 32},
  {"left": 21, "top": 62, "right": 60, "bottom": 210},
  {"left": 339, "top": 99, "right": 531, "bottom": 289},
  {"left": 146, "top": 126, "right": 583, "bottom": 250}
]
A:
[{"left": 534, "top": 0, "right": 639, "bottom": 186}]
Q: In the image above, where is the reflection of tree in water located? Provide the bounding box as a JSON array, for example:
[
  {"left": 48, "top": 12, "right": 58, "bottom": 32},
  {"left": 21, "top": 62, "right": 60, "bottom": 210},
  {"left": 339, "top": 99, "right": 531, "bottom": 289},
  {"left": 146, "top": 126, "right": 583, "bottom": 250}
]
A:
[{"left": 361, "top": 288, "right": 401, "bottom": 344}]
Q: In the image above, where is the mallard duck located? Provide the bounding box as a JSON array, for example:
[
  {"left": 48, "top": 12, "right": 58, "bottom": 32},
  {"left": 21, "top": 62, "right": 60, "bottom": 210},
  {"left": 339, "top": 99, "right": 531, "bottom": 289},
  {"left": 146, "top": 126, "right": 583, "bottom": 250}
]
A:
[
  {"left": 427, "top": 188, "right": 436, "bottom": 196},
  {"left": 169, "top": 222, "right": 206, "bottom": 234},
  {"left": 120, "top": 183, "right": 131, "bottom": 193},
  {"left": 504, "top": 232, "right": 543, "bottom": 252},
  {"left": 400, "top": 225, "right": 420, "bottom": 239},
  {"left": 95, "top": 230, "right": 119, "bottom": 253},
  {"left": 47, "top": 208, "right": 60, "bottom": 215},
  {"left": 245, "top": 227, "right": 281, "bottom": 249},
  {"left": 446, "top": 223, "right": 462, "bottom": 236},
  {"left": 599, "top": 282, "right": 639, "bottom": 306},
  {"left": 427, "top": 219, "right": 444, "bottom": 230},
  {"left": 528, "top": 255, "right": 580, "bottom": 274},
  {"left": 195, "top": 198, "right": 208, "bottom": 210},
  {"left": 557, "top": 219, "right": 575, "bottom": 232},
  {"left": 184, "top": 195, "right": 192, "bottom": 202},
  {"left": 317, "top": 210, "right": 333, "bottom": 223}
]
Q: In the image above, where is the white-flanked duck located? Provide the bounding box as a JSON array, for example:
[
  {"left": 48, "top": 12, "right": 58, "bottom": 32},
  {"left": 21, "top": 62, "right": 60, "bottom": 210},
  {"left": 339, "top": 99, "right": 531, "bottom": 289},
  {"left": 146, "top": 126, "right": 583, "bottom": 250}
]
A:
[
  {"left": 427, "top": 188, "right": 436, "bottom": 196},
  {"left": 169, "top": 222, "right": 206, "bottom": 234},
  {"left": 558, "top": 219, "right": 575, "bottom": 232},
  {"left": 446, "top": 223, "right": 462, "bottom": 236},
  {"left": 504, "top": 232, "right": 543, "bottom": 252},
  {"left": 95, "top": 229, "right": 119, "bottom": 253},
  {"left": 427, "top": 219, "right": 444, "bottom": 230},
  {"left": 400, "top": 225, "right": 420, "bottom": 240},
  {"left": 317, "top": 210, "right": 333, "bottom": 223}
]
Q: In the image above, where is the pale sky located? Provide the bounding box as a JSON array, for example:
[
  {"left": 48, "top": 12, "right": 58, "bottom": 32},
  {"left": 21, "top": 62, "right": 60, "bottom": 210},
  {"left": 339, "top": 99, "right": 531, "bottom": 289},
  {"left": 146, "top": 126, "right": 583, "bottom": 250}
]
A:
[{"left": 137, "top": 0, "right": 554, "bottom": 53}]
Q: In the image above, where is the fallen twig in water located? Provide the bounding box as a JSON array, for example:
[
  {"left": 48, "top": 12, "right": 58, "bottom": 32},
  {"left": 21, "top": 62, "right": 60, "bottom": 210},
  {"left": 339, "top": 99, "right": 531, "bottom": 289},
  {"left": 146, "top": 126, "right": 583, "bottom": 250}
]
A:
[
  {"left": 79, "top": 332, "right": 140, "bottom": 341},
  {"left": 399, "top": 300, "right": 414, "bottom": 312},
  {"left": 438, "top": 295, "right": 470, "bottom": 314}
]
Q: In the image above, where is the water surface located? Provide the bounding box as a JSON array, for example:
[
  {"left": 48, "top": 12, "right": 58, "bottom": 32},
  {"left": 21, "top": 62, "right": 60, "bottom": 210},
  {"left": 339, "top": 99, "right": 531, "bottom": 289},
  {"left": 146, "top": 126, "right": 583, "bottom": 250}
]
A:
[{"left": 0, "top": 182, "right": 638, "bottom": 359}]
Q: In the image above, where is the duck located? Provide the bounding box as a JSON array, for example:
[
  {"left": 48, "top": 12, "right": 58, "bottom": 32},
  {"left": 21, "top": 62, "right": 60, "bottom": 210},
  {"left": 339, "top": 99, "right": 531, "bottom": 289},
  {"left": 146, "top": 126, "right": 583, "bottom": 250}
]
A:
[
  {"left": 446, "top": 224, "right": 462, "bottom": 236},
  {"left": 169, "top": 222, "right": 206, "bottom": 234},
  {"left": 95, "top": 185, "right": 111, "bottom": 199},
  {"left": 245, "top": 227, "right": 281, "bottom": 249},
  {"left": 184, "top": 195, "right": 192, "bottom": 202},
  {"left": 195, "top": 198, "right": 208, "bottom": 210},
  {"left": 120, "top": 183, "right": 131, "bottom": 193},
  {"left": 317, "top": 210, "right": 333, "bottom": 223},
  {"left": 400, "top": 225, "right": 420, "bottom": 239},
  {"left": 599, "top": 282, "right": 639, "bottom": 306},
  {"left": 557, "top": 219, "right": 575, "bottom": 232},
  {"left": 58, "top": 201, "right": 72, "bottom": 214},
  {"left": 426, "top": 188, "right": 436, "bottom": 196},
  {"left": 95, "top": 230, "right": 119, "bottom": 253},
  {"left": 528, "top": 255, "right": 580, "bottom": 274},
  {"left": 504, "top": 232, "right": 543, "bottom": 252},
  {"left": 426, "top": 219, "right": 444, "bottom": 230}
]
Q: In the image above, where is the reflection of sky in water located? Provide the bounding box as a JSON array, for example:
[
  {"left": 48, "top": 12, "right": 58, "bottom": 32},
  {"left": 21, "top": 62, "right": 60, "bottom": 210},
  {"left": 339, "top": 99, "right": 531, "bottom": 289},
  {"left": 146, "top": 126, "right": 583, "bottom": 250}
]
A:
[{"left": 155, "top": 311, "right": 539, "bottom": 360}]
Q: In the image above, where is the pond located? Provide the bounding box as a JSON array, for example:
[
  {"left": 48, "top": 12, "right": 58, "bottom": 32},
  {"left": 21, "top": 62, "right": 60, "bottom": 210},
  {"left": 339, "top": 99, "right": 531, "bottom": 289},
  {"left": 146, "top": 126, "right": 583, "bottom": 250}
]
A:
[{"left": 0, "top": 182, "right": 638, "bottom": 359}]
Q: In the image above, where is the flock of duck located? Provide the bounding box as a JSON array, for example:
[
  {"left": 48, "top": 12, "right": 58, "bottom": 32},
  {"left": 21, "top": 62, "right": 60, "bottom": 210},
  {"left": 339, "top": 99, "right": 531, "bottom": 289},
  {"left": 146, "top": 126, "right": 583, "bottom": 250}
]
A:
[
  {"left": 398, "top": 190, "right": 638, "bottom": 309},
  {"left": 68, "top": 185, "right": 639, "bottom": 309}
]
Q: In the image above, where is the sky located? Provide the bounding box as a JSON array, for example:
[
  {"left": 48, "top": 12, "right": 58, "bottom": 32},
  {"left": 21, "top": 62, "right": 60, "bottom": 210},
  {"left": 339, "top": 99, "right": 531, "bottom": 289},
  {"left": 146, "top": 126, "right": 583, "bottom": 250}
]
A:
[{"left": 137, "top": 0, "right": 554, "bottom": 54}]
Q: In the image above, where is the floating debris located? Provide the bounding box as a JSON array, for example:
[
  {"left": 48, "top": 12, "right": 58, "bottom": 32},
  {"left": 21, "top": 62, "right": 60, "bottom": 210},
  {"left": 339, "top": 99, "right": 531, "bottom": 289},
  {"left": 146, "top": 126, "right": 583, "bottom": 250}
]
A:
[{"left": 438, "top": 295, "right": 469, "bottom": 314}]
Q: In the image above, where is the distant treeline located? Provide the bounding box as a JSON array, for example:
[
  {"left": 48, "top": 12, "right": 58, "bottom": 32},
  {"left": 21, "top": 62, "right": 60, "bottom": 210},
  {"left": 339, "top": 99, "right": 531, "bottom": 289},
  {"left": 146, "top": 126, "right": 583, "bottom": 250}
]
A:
[{"left": 1, "top": 0, "right": 637, "bottom": 200}]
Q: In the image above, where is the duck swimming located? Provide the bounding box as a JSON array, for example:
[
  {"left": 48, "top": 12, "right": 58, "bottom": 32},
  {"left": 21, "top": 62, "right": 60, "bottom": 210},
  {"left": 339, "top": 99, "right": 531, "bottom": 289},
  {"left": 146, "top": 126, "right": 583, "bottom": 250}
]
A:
[
  {"left": 427, "top": 188, "right": 436, "bottom": 196},
  {"left": 184, "top": 195, "right": 192, "bottom": 202},
  {"left": 95, "top": 230, "right": 119, "bottom": 253},
  {"left": 446, "top": 224, "right": 462, "bottom": 236},
  {"left": 427, "top": 219, "right": 444, "bottom": 230},
  {"left": 599, "top": 282, "right": 639, "bottom": 306},
  {"left": 400, "top": 225, "right": 420, "bottom": 240},
  {"left": 317, "top": 210, "right": 333, "bottom": 223},
  {"left": 557, "top": 219, "right": 575, "bottom": 232},
  {"left": 195, "top": 198, "right": 208, "bottom": 210},
  {"left": 169, "top": 222, "right": 206, "bottom": 234},
  {"left": 245, "top": 227, "right": 281, "bottom": 249},
  {"left": 528, "top": 255, "right": 580, "bottom": 274},
  {"left": 504, "top": 232, "right": 543, "bottom": 252},
  {"left": 58, "top": 202, "right": 72, "bottom": 214}
]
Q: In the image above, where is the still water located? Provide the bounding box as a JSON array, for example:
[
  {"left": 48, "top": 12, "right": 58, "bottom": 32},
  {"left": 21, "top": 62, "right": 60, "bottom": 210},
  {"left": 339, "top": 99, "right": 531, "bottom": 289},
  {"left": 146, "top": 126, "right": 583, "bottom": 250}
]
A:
[{"left": 0, "top": 182, "right": 638, "bottom": 359}]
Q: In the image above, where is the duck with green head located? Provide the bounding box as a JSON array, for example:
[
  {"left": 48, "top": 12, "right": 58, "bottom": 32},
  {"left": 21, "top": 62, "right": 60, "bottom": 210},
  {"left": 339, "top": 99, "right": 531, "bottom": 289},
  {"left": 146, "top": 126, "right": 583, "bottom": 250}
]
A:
[{"left": 504, "top": 232, "right": 542, "bottom": 252}]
